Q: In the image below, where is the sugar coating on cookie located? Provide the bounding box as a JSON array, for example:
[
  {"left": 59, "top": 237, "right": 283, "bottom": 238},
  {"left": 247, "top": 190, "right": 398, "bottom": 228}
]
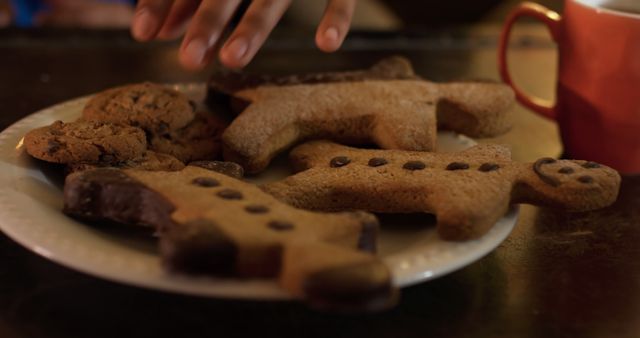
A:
[
  {"left": 82, "top": 82, "right": 196, "bottom": 133},
  {"left": 62, "top": 164, "right": 395, "bottom": 311},
  {"left": 263, "top": 141, "right": 621, "bottom": 241},
  {"left": 148, "top": 112, "right": 227, "bottom": 162},
  {"left": 24, "top": 120, "right": 147, "bottom": 164}
]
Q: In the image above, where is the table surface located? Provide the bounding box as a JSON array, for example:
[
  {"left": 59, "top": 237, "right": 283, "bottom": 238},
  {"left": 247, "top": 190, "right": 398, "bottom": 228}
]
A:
[{"left": 0, "top": 26, "right": 639, "bottom": 338}]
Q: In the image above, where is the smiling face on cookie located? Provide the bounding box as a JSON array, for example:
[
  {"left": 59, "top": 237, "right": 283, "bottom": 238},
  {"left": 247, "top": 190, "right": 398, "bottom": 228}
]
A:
[{"left": 516, "top": 158, "right": 621, "bottom": 210}]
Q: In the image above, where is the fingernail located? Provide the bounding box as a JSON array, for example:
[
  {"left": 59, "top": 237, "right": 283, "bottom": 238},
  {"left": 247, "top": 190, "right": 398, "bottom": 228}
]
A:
[
  {"left": 133, "top": 9, "right": 153, "bottom": 40},
  {"left": 225, "top": 38, "right": 248, "bottom": 60},
  {"left": 324, "top": 27, "right": 339, "bottom": 42},
  {"left": 184, "top": 39, "right": 208, "bottom": 66}
]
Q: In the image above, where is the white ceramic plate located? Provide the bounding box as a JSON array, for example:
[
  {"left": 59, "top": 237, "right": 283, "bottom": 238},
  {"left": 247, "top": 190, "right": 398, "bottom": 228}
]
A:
[{"left": 0, "top": 83, "right": 518, "bottom": 300}]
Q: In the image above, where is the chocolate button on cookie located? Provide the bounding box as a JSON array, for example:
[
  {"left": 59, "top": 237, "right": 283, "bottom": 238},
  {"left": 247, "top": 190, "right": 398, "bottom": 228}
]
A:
[
  {"left": 82, "top": 82, "right": 196, "bottom": 133},
  {"left": 403, "top": 161, "right": 426, "bottom": 171},
  {"left": 330, "top": 156, "right": 351, "bottom": 168},
  {"left": 24, "top": 120, "right": 147, "bottom": 164}
]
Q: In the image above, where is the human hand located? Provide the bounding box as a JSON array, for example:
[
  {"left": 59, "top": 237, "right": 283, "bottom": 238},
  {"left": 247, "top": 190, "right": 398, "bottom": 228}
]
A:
[{"left": 131, "top": 0, "right": 357, "bottom": 70}]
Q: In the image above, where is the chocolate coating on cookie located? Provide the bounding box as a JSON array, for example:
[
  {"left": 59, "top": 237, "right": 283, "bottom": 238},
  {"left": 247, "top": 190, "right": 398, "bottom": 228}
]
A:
[{"left": 63, "top": 168, "right": 176, "bottom": 229}]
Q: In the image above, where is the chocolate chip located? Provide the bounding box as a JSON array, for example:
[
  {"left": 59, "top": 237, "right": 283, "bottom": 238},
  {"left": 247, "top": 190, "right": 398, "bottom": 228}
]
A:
[
  {"left": 156, "top": 122, "right": 170, "bottom": 135},
  {"left": 446, "top": 162, "right": 470, "bottom": 171},
  {"left": 245, "top": 204, "right": 269, "bottom": 214},
  {"left": 46, "top": 139, "right": 62, "bottom": 154},
  {"left": 403, "top": 161, "right": 426, "bottom": 171},
  {"left": 583, "top": 161, "right": 601, "bottom": 169},
  {"left": 99, "top": 154, "right": 116, "bottom": 163},
  {"left": 539, "top": 158, "right": 557, "bottom": 164},
  {"left": 558, "top": 167, "right": 574, "bottom": 174},
  {"left": 578, "top": 175, "right": 594, "bottom": 184},
  {"left": 478, "top": 163, "right": 500, "bottom": 172},
  {"left": 330, "top": 156, "right": 351, "bottom": 168},
  {"left": 216, "top": 189, "right": 243, "bottom": 200},
  {"left": 368, "top": 157, "right": 388, "bottom": 167},
  {"left": 267, "top": 221, "right": 294, "bottom": 231},
  {"left": 192, "top": 177, "right": 220, "bottom": 187}
]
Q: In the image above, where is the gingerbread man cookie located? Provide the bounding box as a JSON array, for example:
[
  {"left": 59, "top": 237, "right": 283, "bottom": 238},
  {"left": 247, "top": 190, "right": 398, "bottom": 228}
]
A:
[
  {"left": 218, "top": 57, "right": 515, "bottom": 173},
  {"left": 263, "top": 141, "right": 621, "bottom": 241},
  {"left": 63, "top": 163, "right": 395, "bottom": 311},
  {"left": 24, "top": 120, "right": 147, "bottom": 164},
  {"left": 208, "top": 55, "right": 417, "bottom": 106}
]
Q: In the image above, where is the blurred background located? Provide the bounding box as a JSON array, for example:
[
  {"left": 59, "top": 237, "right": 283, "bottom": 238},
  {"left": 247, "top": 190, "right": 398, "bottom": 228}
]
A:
[
  {"left": 0, "top": 0, "right": 566, "bottom": 160},
  {"left": 0, "top": 0, "right": 563, "bottom": 30}
]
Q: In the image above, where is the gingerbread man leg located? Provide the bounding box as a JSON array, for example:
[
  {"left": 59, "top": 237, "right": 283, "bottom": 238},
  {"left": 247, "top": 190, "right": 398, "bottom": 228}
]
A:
[{"left": 281, "top": 242, "right": 397, "bottom": 311}]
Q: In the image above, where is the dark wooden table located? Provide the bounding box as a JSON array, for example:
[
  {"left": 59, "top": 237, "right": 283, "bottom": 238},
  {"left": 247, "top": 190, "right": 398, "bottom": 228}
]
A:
[{"left": 0, "top": 26, "right": 638, "bottom": 338}]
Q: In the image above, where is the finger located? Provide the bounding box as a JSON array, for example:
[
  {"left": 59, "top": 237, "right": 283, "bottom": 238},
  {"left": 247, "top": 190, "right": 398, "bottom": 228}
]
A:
[
  {"left": 157, "top": 0, "right": 201, "bottom": 40},
  {"left": 219, "top": 0, "right": 292, "bottom": 69},
  {"left": 315, "top": 0, "right": 356, "bottom": 52},
  {"left": 180, "top": 0, "right": 242, "bottom": 71},
  {"left": 131, "top": 0, "right": 174, "bottom": 41}
]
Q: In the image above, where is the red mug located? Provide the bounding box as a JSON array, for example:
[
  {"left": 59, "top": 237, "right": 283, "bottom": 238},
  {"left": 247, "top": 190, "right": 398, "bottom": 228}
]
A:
[{"left": 499, "top": 0, "right": 640, "bottom": 174}]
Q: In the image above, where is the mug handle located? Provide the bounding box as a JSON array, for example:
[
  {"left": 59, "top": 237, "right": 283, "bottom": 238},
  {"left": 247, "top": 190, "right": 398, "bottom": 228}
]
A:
[{"left": 498, "top": 2, "right": 562, "bottom": 120}]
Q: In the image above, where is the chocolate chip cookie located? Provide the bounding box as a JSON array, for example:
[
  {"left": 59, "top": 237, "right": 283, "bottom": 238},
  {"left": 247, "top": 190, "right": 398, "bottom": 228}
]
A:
[
  {"left": 24, "top": 120, "right": 147, "bottom": 164},
  {"left": 82, "top": 82, "right": 196, "bottom": 133},
  {"left": 149, "top": 112, "right": 227, "bottom": 163}
]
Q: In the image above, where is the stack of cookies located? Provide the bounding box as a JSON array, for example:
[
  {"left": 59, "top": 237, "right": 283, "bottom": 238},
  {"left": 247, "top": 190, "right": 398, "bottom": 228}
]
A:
[
  {"left": 22, "top": 56, "right": 621, "bottom": 312},
  {"left": 25, "top": 82, "right": 227, "bottom": 173}
]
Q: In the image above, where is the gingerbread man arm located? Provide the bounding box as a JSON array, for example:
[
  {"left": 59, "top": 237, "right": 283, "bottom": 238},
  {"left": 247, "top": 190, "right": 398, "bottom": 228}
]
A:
[
  {"left": 435, "top": 81, "right": 515, "bottom": 138},
  {"left": 510, "top": 158, "right": 621, "bottom": 211},
  {"left": 222, "top": 95, "right": 303, "bottom": 173},
  {"left": 281, "top": 242, "right": 396, "bottom": 311}
]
